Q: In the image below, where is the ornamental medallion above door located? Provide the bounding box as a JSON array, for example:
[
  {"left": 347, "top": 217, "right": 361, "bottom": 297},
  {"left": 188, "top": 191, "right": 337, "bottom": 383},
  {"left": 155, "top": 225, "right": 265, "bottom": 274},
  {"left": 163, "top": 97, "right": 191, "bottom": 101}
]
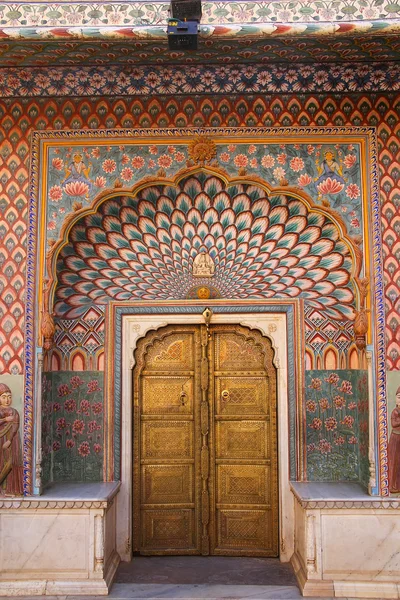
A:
[{"left": 133, "top": 323, "right": 278, "bottom": 556}]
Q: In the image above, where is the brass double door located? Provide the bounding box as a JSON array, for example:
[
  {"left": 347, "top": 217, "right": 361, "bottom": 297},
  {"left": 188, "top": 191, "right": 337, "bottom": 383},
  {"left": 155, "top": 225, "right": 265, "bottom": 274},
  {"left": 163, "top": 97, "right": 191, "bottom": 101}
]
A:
[{"left": 133, "top": 323, "right": 278, "bottom": 556}]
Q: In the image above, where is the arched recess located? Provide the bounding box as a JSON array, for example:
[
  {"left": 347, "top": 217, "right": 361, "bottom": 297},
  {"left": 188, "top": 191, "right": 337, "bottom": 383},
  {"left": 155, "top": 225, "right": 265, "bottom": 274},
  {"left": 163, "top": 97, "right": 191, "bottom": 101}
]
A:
[{"left": 45, "top": 166, "right": 362, "bottom": 318}]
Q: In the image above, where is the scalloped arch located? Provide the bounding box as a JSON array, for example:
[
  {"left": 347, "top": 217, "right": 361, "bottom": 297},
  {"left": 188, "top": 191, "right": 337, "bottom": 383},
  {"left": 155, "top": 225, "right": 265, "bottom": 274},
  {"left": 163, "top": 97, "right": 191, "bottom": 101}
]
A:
[{"left": 50, "top": 168, "right": 362, "bottom": 320}]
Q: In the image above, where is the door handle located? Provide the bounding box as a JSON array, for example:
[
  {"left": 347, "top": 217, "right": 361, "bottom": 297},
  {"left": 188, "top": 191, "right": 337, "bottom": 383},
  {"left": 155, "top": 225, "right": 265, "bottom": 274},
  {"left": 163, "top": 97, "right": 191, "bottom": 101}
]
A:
[
  {"left": 221, "top": 389, "right": 230, "bottom": 403},
  {"left": 180, "top": 390, "right": 188, "bottom": 406}
]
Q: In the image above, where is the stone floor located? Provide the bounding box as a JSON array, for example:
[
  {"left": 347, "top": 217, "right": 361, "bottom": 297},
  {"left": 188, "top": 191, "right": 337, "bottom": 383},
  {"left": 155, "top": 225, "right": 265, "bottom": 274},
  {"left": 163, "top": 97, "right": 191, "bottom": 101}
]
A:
[{"left": 14, "top": 556, "right": 382, "bottom": 600}]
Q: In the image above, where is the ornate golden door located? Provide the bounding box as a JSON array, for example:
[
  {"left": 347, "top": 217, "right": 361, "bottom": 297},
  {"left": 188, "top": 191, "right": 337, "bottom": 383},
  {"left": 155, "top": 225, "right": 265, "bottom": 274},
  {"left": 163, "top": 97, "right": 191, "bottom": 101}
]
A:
[{"left": 133, "top": 323, "right": 278, "bottom": 557}]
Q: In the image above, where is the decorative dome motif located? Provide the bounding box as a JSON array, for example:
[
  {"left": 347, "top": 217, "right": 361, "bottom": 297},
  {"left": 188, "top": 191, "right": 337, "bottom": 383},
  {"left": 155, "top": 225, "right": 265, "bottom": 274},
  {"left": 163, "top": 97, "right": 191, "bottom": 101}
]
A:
[{"left": 55, "top": 174, "right": 356, "bottom": 320}]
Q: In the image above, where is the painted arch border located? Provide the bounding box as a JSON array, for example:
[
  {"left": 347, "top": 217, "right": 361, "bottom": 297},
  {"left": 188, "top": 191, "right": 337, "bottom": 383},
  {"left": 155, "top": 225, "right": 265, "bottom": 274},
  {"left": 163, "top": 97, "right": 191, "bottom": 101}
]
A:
[{"left": 26, "top": 126, "right": 385, "bottom": 495}]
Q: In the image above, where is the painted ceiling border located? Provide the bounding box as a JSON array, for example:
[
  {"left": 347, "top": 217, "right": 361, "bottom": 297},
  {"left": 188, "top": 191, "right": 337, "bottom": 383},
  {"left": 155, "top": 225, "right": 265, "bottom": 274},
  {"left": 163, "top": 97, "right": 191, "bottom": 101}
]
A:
[
  {"left": 0, "top": 0, "right": 398, "bottom": 27},
  {"left": 1, "top": 62, "right": 399, "bottom": 97}
]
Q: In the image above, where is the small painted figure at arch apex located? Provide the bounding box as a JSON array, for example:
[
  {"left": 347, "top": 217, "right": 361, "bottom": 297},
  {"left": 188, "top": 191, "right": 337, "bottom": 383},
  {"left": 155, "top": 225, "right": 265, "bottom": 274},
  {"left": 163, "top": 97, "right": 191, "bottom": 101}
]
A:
[
  {"left": 193, "top": 251, "right": 215, "bottom": 278},
  {"left": 0, "top": 383, "right": 23, "bottom": 496},
  {"left": 388, "top": 386, "right": 400, "bottom": 494}
]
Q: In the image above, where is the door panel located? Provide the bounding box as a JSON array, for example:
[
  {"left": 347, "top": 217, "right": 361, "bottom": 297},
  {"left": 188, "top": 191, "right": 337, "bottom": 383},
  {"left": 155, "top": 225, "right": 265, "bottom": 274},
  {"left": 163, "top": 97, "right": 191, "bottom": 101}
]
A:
[
  {"left": 211, "top": 326, "right": 278, "bottom": 557},
  {"left": 134, "top": 326, "right": 201, "bottom": 555},
  {"left": 133, "top": 323, "right": 278, "bottom": 557}
]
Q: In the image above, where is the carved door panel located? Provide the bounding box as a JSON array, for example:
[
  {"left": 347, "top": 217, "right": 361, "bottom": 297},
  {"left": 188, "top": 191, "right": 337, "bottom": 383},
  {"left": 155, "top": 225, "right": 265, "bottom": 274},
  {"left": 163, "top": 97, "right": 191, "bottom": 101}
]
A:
[
  {"left": 133, "top": 327, "right": 202, "bottom": 554},
  {"left": 209, "top": 326, "right": 278, "bottom": 556},
  {"left": 133, "top": 323, "right": 278, "bottom": 557}
]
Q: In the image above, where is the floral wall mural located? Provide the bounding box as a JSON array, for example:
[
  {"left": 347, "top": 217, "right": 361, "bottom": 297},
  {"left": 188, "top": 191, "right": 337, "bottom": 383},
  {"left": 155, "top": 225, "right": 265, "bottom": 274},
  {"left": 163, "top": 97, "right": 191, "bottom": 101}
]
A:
[
  {"left": 306, "top": 370, "right": 369, "bottom": 483},
  {"left": 41, "top": 371, "right": 104, "bottom": 485}
]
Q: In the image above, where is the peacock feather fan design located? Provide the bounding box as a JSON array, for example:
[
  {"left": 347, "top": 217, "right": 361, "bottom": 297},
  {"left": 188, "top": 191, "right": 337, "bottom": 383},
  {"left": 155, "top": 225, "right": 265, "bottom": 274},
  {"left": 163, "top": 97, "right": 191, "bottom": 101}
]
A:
[{"left": 55, "top": 174, "right": 355, "bottom": 320}]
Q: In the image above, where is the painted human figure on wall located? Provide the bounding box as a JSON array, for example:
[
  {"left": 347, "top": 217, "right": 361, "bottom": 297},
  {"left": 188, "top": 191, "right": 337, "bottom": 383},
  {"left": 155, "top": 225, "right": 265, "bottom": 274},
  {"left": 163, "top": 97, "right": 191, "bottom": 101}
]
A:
[
  {"left": 388, "top": 386, "right": 400, "bottom": 493},
  {"left": 315, "top": 149, "right": 346, "bottom": 197},
  {"left": 0, "top": 383, "right": 23, "bottom": 496},
  {"left": 62, "top": 152, "right": 93, "bottom": 195}
]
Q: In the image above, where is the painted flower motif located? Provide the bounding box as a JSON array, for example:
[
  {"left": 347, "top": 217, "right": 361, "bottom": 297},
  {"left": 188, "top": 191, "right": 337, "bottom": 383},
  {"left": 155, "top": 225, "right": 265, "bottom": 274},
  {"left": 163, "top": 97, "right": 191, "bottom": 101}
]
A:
[
  {"left": 52, "top": 402, "right": 61, "bottom": 412},
  {"left": 52, "top": 441, "right": 61, "bottom": 451},
  {"left": 56, "top": 417, "right": 67, "bottom": 431},
  {"left": 49, "top": 185, "right": 63, "bottom": 202},
  {"left": 148, "top": 159, "right": 156, "bottom": 169},
  {"left": 277, "top": 153, "right": 287, "bottom": 164},
  {"left": 121, "top": 167, "right": 133, "bottom": 182},
  {"left": 93, "top": 443, "right": 102, "bottom": 454},
  {"left": 333, "top": 395, "right": 346, "bottom": 409},
  {"left": 158, "top": 154, "right": 173, "bottom": 169},
  {"left": 220, "top": 152, "right": 230, "bottom": 163},
  {"left": 343, "top": 154, "right": 357, "bottom": 169},
  {"left": 175, "top": 151, "right": 185, "bottom": 163},
  {"left": 339, "top": 380, "right": 353, "bottom": 394},
  {"left": 334, "top": 436, "right": 345, "bottom": 446},
  {"left": 348, "top": 436, "right": 358, "bottom": 444},
  {"left": 167, "top": 145, "right": 176, "bottom": 155},
  {"left": 70, "top": 376, "right": 84, "bottom": 389},
  {"left": 132, "top": 156, "right": 145, "bottom": 169},
  {"left": 48, "top": 221, "right": 56, "bottom": 230},
  {"left": 58, "top": 384, "right": 70, "bottom": 397},
  {"left": 91, "top": 148, "right": 101, "bottom": 159},
  {"left": 341, "top": 415, "right": 355, "bottom": 428},
  {"left": 88, "top": 420, "right": 99, "bottom": 433},
  {"left": 95, "top": 176, "right": 107, "bottom": 188},
  {"left": 64, "top": 398, "right": 77, "bottom": 413},
  {"left": 149, "top": 145, "right": 158, "bottom": 155},
  {"left": 273, "top": 167, "right": 286, "bottom": 181},
  {"left": 317, "top": 177, "right": 344, "bottom": 195},
  {"left": 78, "top": 441, "right": 90, "bottom": 457},
  {"left": 319, "top": 398, "right": 330, "bottom": 411},
  {"left": 88, "top": 380, "right": 101, "bottom": 393},
  {"left": 228, "top": 144, "right": 236, "bottom": 152},
  {"left": 52, "top": 158, "right": 64, "bottom": 171},
  {"left": 248, "top": 144, "right": 257, "bottom": 155},
  {"left": 92, "top": 402, "right": 103, "bottom": 415},
  {"left": 297, "top": 174, "right": 312, "bottom": 187},
  {"left": 306, "top": 400, "right": 317, "bottom": 413},
  {"left": 80, "top": 399, "right": 91, "bottom": 415},
  {"left": 250, "top": 158, "right": 258, "bottom": 168},
  {"left": 102, "top": 159, "right": 117, "bottom": 174},
  {"left": 346, "top": 183, "right": 360, "bottom": 199},
  {"left": 325, "top": 373, "right": 339, "bottom": 385},
  {"left": 121, "top": 153, "right": 130, "bottom": 165},
  {"left": 318, "top": 439, "right": 332, "bottom": 454},
  {"left": 309, "top": 378, "right": 322, "bottom": 390},
  {"left": 234, "top": 154, "right": 248, "bottom": 168},
  {"left": 66, "top": 439, "right": 75, "bottom": 449},
  {"left": 307, "top": 443, "right": 316, "bottom": 452},
  {"left": 261, "top": 154, "right": 275, "bottom": 168},
  {"left": 72, "top": 419, "right": 85, "bottom": 435},
  {"left": 290, "top": 157, "right": 304, "bottom": 172},
  {"left": 351, "top": 218, "right": 360, "bottom": 228},
  {"left": 309, "top": 418, "right": 323, "bottom": 430},
  {"left": 348, "top": 402, "right": 357, "bottom": 410},
  {"left": 307, "top": 145, "right": 315, "bottom": 155},
  {"left": 64, "top": 181, "right": 89, "bottom": 197},
  {"left": 325, "top": 417, "right": 337, "bottom": 431}
]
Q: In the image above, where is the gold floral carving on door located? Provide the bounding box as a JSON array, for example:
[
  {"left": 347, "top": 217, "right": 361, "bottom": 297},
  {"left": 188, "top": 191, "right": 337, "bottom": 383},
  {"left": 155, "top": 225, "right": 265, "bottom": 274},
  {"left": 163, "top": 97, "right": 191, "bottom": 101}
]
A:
[{"left": 133, "top": 324, "right": 278, "bottom": 556}]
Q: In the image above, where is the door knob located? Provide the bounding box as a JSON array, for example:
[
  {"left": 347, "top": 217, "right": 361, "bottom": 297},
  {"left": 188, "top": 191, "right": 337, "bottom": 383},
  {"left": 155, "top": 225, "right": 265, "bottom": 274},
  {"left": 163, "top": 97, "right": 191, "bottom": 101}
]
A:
[{"left": 221, "top": 389, "right": 230, "bottom": 402}]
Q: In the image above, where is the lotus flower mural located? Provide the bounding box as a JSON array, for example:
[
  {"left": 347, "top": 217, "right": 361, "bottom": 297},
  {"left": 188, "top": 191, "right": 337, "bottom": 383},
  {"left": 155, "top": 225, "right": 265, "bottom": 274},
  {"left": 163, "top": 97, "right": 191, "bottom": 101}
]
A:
[
  {"left": 317, "top": 177, "right": 345, "bottom": 196},
  {"left": 55, "top": 174, "right": 356, "bottom": 320},
  {"left": 64, "top": 181, "right": 90, "bottom": 197}
]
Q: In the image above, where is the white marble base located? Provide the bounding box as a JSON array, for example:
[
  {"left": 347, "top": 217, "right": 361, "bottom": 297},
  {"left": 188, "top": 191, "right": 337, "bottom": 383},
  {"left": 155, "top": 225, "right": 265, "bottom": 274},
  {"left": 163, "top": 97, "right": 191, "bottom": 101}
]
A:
[
  {"left": 291, "top": 483, "right": 400, "bottom": 599},
  {"left": 0, "top": 484, "right": 120, "bottom": 597}
]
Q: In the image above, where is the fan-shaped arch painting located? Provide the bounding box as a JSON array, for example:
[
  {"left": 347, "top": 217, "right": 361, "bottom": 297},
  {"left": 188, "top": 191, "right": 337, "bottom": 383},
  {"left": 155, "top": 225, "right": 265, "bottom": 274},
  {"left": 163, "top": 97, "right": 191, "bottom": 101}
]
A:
[{"left": 55, "top": 173, "right": 357, "bottom": 320}]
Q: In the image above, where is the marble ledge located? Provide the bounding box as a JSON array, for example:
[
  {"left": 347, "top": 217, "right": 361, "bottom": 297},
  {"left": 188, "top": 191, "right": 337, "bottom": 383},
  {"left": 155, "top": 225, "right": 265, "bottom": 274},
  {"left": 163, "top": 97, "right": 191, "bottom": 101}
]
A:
[
  {"left": 0, "top": 481, "right": 121, "bottom": 510},
  {"left": 291, "top": 481, "right": 400, "bottom": 509}
]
